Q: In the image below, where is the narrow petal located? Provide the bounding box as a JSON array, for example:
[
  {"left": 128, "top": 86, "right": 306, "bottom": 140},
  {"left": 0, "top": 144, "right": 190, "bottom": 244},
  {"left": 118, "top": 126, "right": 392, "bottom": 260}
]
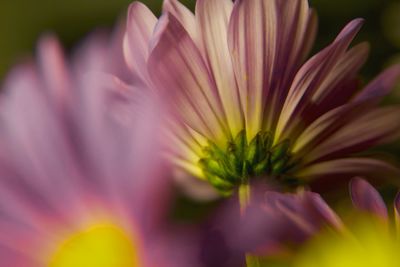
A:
[
  {"left": 196, "top": 0, "right": 243, "bottom": 136},
  {"left": 263, "top": 0, "right": 317, "bottom": 131},
  {"left": 147, "top": 13, "right": 228, "bottom": 144},
  {"left": 297, "top": 158, "right": 400, "bottom": 185},
  {"left": 350, "top": 177, "right": 388, "bottom": 219},
  {"left": 394, "top": 192, "right": 400, "bottom": 234},
  {"left": 310, "top": 42, "right": 370, "bottom": 113},
  {"left": 306, "top": 193, "right": 344, "bottom": 230},
  {"left": 292, "top": 105, "right": 349, "bottom": 155},
  {"left": 354, "top": 64, "right": 400, "bottom": 103},
  {"left": 37, "top": 35, "right": 71, "bottom": 105},
  {"left": 228, "top": 0, "right": 315, "bottom": 139},
  {"left": 123, "top": 2, "right": 156, "bottom": 80},
  {"left": 304, "top": 107, "right": 400, "bottom": 163},
  {"left": 228, "top": 0, "right": 272, "bottom": 139},
  {"left": 275, "top": 19, "right": 363, "bottom": 142}
]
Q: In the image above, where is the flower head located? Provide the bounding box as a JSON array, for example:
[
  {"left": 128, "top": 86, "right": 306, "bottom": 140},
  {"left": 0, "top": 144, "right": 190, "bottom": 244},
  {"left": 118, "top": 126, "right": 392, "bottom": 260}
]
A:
[
  {"left": 123, "top": 0, "right": 400, "bottom": 196},
  {"left": 0, "top": 36, "right": 192, "bottom": 267}
]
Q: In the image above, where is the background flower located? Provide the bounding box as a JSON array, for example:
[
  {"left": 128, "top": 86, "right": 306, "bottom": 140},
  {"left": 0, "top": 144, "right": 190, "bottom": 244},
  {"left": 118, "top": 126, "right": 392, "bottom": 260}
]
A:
[
  {"left": 293, "top": 177, "right": 400, "bottom": 267},
  {"left": 214, "top": 177, "right": 400, "bottom": 267},
  {"left": 0, "top": 36, "right": 197, "bottom": 267}
]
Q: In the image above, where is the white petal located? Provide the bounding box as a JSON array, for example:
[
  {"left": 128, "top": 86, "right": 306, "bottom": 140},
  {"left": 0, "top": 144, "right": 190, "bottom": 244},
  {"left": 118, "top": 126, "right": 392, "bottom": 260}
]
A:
[
  {"left": 196, "top": 0, "right": 243, "bottom": 137},
  {"left": 147, "top": 13, "right": 229, "bottom": 144}
]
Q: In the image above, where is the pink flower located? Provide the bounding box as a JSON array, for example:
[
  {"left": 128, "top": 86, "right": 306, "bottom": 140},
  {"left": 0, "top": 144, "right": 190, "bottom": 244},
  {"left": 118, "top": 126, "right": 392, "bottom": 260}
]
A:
[
  {"left": 0, "top": 36, "right": 195, "bottom": 267},
  {"left": 210, "top": 177, "right": 400, "bottom": 266},
  {"left": 123, "top": 0, "right": 400, "bottom": 196}
]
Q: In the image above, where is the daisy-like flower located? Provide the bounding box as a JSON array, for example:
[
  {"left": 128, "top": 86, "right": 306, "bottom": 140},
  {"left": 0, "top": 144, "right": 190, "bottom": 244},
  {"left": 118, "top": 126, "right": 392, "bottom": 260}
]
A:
[
  {"left": 0, "top": 36, "right": 195, "bottom": 267},
  {"left": 123, "top": 0, "right": 400, "bottom": 196}
]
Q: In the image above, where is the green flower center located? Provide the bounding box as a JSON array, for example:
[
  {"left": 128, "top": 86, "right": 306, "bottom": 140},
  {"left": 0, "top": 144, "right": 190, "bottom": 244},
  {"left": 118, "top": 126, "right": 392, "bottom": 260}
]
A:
[{"left": 199, "top": 130, "right": 298, "bottom": 195}]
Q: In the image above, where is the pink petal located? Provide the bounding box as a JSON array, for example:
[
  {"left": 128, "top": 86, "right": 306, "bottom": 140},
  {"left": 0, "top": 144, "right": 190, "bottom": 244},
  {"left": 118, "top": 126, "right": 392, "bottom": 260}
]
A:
[
  {"left": 162, "top": 0, "right": 198, "bottom": 44},
  {"left": 306, "top": 193, "right": 344, "bottom": 230},
  {"left": 394, "top": 192, "right": 400, "bottom": 229},
  {"left": 304, "top": 106, "right": 400, "bottom": 163},
  {"left": 354, "top": 63, "right": 400, "bottom": 103},
  {"left": 297, "top": 157, "right": 400, "bottom": 184},
  {"left": 37, "top": 35, "right": 71, "bottom": 105},
  {"left": 275, "top": 19, "right": 363, "bottom": 142},
  {"left": 309, "top": 42, "right": 370, "bottom": 114},
  {"left": 293, "top": 105, "right": 350, "bottom": 156},
  {"left": 147, "top": 13, "right": 228, "bottom": 143},
  {"left": 228, "top": 0, "right": 315, "bottom": 139},
  {"left": 123, "top": 2, "right": 156, "bottom": 81},
  {"left": 350, "top": 177, "right": 388, "bottom": 219},
  {"left": 196, "top": 0, "right": 243, "bottom": 136}
]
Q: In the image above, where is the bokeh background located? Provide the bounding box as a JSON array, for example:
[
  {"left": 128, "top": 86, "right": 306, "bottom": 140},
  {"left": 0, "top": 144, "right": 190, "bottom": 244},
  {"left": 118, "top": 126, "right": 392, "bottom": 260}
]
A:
[
  {"left": 1, "top": 0, "right": 400, "bottom": 220},
  {"left": 1, "top": 0, "right": 400, "bottom": 79}
]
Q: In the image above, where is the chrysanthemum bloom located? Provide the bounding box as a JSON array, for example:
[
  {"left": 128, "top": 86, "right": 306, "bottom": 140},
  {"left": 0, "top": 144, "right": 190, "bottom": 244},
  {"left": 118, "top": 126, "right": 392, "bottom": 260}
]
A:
[
  {"left": 0, "top": 36, "right": 195, "bottom": 267},
  {"left": 123, "top": 0, "right": 400, "bottom": 196}
]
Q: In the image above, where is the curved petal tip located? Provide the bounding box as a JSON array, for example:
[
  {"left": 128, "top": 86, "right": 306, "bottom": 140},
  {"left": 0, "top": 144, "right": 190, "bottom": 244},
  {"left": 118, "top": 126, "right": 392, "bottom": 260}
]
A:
[{"left": 349, "top": 177, "right": 388, "bottom": 219}]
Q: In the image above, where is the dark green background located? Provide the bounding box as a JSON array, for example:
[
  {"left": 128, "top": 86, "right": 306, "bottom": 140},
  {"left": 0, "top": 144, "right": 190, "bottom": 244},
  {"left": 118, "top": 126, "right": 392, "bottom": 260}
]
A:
[{"left": 1, "top": 0, "right": 399, "bottom": 79}]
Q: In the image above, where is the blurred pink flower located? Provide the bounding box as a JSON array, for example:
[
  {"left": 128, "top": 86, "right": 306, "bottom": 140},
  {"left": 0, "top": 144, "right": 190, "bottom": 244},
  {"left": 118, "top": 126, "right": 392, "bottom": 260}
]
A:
[
  {"left": 122, "top": 0, "right": 400, "bottom": 196},
  {"left": 0, "top": 36, "right": 196, "bottom": 267},
  {"left": 209, "top": 177, "right": 400, "bottom": 266}
]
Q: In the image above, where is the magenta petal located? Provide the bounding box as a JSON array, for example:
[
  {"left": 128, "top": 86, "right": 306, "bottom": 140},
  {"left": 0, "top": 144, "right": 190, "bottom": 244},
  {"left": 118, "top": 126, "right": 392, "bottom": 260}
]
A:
[
  {"left": 394, "top": 192, "right": 400, "bottom": 222},
  {"left": 37, "top": 35, "right": 71, "bottom": 104},
  {"left": 147, "top": 12, "right": 228, "bottom": 142},
  {"left": 275, "top": 18, "right": 364, "bottom": 141},
  {"left": 350, "top": 177, "right": 388, "bottom": 219},
  {"left": 355, "top": 64, "right": 400, "bottom": 103},
  {"left": 163, "top": 0, "right": 197, "bottom": 42},
  {"left": 306, "top": 193, "right": 343, "bottom": 229}
]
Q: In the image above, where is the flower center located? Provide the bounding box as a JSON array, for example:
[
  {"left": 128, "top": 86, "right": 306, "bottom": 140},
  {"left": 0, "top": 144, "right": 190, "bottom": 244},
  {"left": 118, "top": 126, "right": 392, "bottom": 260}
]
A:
[
  {"left": 48, "top": 223, "right": 141, "bottom": 267},
  {"left": 199, "top": 130, "right": 298, "bottom": 195}
]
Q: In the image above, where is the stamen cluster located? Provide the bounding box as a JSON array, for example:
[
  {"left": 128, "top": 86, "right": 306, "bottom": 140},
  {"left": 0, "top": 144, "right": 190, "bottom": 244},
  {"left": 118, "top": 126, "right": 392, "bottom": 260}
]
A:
[{"left": 199, "top": 130, "right": 297, "bottom": 195}]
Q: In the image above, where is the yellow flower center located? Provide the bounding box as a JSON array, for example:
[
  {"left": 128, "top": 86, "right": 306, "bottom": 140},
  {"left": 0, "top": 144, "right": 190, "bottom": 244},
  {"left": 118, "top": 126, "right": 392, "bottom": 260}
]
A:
[{"left": 48, "top": 223, "right": 141, "bottom": 267}]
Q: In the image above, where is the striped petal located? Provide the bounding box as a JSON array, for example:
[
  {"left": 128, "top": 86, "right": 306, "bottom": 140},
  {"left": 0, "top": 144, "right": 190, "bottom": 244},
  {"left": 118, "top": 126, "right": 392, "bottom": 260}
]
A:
[
  {"left": 293, "top": 105, "right": 350, "bottom": 156},
  {"left": 162, "top": 0, "right": 198, "bottom": 44},
  {"left": 275, "top": 19, "right": 363, "bottom": 142},
  {"left": 123, "top": 2, "right": 156, "bottom": 81},
  {"left": 307, "top": 42, "right": 369, "bottom": 116},
  {"left": 304, "top": 107, "right": 400, "bottom": 164},
  {"left": 297, "top": 158, "right": 400, "bottom": 185},
  {"left": 293, "top": 61, "right": 399, "bottom": 157},
  {"left": 350, "top": 177, "right": 388, "bottom": 219},
  {"left": 196, "top": 0, "right": 243, "bottom": 136},
  {"left": 147, "top": 13, "right": 228, "bottom": 144},
  {"left": 228, "top": 0, "right": 315, "bottom": 139},
  {"left": 263, "top": 1, "right": 318, "bottom": 132}
]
